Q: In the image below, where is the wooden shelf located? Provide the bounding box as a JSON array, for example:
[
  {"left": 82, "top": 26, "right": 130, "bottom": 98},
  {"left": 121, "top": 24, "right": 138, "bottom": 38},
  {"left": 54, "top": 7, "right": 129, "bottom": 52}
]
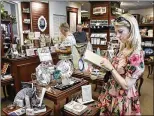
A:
[
  {"left": 83, "top": 27, "right": 89, "bottom": 29},
  {"left": 142, "top": 37, "right": 154, "bottom": 39},
  {"left": 23, "top": 23, "right": 31, "bottom": 25},
  {"left": 22, "top": 12, "right": 30, "bottom": 14},
  {"left": 142, "top": 46, "right": 154, "bottom": 48},
  {"left": 1, "top": 20, "right": 11, "bottom": 24},
  {"left": 90, "top": 29, "right": 108, "bottom": 33},
  {"left": 145, "top": 54, "right": 154, "bottom": 56},
  {"left": 140, "top": 22, "right": 154, "bottom": 54},
  {"left": 89, "top": 1, "right": 118, "bottom": 50},
  {"left": 21, "top": 2, "right": 31, "bottom": 40},
  {"left": 92, "top": 44, "right": 107, "bottom": 50},
  {"left": 139, "top": 24, "right": 154, "bottom": 27}
]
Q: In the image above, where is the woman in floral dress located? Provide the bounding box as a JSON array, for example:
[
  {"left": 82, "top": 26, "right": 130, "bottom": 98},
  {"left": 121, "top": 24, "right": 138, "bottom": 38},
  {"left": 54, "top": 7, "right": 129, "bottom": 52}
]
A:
[{"left": 98, "top": 14, "right": 144, "bottom": 115}]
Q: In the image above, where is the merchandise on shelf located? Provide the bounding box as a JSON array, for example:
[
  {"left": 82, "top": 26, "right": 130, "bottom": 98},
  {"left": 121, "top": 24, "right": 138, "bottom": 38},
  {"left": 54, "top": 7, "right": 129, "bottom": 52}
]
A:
[{"left": 23, "top": 8, "right": 30, "bottom": 13}]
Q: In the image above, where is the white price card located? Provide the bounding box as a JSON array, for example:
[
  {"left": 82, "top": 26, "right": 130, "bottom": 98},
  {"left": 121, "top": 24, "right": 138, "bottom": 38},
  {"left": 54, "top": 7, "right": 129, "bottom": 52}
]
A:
[
  {"left": 26, "top": 49, "right": 35, "bottom": 56},
  {"left": 37, "top": 47, "right": 52, "bottom": 62},
  {"left": 34, "top": 32, "right": 40, "bottom": 39},
  {"left": 81, "top": 85, "right": 92, "bottom": 102},
  {"left": 28, "top": 32, "right": 34, "bottom": 39}
]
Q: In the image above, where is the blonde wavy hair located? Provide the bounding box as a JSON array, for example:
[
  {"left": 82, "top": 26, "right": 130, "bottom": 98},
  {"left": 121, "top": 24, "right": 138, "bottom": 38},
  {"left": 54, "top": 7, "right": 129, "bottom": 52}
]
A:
[
  {"left": 114, "top": 13, "right": 142, "bottom": 54},
  {"left": 59, "top": 22, "right": 70, "bottom": 32}
]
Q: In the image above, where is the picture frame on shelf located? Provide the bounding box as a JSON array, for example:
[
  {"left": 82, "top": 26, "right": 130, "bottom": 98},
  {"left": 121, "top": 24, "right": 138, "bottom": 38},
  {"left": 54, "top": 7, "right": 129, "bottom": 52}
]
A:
[{"left": 93, "top": 7, "right": 106, "bottom": 15}]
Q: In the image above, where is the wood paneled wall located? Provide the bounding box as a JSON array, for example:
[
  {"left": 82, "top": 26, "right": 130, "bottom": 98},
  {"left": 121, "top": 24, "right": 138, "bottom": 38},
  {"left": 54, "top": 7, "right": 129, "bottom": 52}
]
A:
[{"left": 31, "top": 2, "right": 49, "bottom": 34}]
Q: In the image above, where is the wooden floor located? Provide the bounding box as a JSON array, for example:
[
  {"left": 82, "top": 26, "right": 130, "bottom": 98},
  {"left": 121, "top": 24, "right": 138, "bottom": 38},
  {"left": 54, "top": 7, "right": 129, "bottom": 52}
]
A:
[
  {"left": 139, "top": 65, "right": 153, "bottom": 115},
  {"left": 1, "top": 66, "right": 153, "bottom": 115}
]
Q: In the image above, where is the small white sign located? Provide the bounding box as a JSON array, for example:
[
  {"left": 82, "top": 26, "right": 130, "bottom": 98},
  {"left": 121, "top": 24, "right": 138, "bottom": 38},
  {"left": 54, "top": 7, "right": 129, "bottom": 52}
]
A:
[
  {"left": 28, "top": 32, "right": 34, "bottom": 39},
  {"left": 93, "top": 7, "right": 106, "bottom": 15},
  {"left": 34, "top": 32, "right": 40, "bottom": 39},
  {"left": 26, "top": 108, "right": 34, "bottom": 115},
  {"left": 37, "top": 47, "right": 52, "bottom": 62},
  {"left": 50, "top": 46, "right": 56, "bottom": 53},
  {"left": 81, "top": 85, "right": 92, "bottom": 102},
  {"left": 26, "top": 49, "right": 35, "bottom": 56}
]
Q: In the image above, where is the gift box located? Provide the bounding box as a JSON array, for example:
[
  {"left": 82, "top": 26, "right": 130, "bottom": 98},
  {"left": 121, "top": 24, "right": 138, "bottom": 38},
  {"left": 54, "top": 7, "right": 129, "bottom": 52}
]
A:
[{"left": 64, "top": 101, "right": 88, "bottom": 115}]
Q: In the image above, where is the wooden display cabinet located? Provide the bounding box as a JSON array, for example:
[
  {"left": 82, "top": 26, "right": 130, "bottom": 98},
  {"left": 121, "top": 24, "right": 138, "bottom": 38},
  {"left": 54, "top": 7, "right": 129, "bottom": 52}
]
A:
[
  {"left": 139, "top": 24, "right": 154, "bottom": 78},
  {"left": 81, "top": 17, "right": 90, "bottom": 31},
  {"left": 89, "top": 1, "right": 118, "bottom": 50},
  {"left": 21, "top": 2, "right": 31, "bottom": 41},
  {"left": 140, "top": 24, "right": 154, "bottom": 57},
  {"left": 1, "top": 53, "right": 59, "bottom": 93},
  {"left": 21, "top": 1, "right": 49, "bottom": 45}
]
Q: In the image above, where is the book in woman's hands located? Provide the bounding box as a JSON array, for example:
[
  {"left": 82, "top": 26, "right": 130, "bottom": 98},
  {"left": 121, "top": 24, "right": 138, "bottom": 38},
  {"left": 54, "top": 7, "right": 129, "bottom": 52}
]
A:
[{"left": 84, "top": 50, "right": 109, "bottom": 71}]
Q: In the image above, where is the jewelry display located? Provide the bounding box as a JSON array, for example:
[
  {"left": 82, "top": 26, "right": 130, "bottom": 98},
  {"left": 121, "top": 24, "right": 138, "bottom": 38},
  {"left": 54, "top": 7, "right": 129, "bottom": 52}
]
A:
[
  {"left": 54, "top": 78, "right": 80, "bottom": 90},
  {"left": 56, "top": 59, "right": 74, "bottom": 79},
  {"left": 64, "top": 101, "right": 88, "bottom": 115},
  {"left": 36, "top": 61, "right": 55, "bottom": 86}
]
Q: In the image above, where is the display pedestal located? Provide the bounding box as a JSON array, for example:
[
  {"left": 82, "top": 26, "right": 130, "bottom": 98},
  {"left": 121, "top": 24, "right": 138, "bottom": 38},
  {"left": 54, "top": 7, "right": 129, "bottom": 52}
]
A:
[{"left": 63, "top": 101, "right": 100, "bottom": 116}]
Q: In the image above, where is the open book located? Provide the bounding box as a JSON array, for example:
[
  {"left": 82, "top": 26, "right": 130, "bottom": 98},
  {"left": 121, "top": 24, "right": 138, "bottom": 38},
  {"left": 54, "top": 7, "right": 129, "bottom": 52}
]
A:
[{"left": 84, "top": 50, "right": 109, "bottom": 71}]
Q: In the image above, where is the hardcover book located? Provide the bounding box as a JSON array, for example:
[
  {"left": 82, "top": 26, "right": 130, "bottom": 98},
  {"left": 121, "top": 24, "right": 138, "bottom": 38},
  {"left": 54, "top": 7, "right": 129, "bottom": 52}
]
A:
[
  {"left": 64, "top": 101, "right": 88, "bottom": 115},
  {"left": 84, "top": 50, "right": 109, "bottom": 71}
]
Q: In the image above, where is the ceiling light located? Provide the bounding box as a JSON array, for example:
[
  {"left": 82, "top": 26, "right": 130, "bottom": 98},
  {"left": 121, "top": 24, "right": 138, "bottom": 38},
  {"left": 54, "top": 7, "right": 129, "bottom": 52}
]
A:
[{"left": 81, "top": 10, "right": 88, "bottom": 13}]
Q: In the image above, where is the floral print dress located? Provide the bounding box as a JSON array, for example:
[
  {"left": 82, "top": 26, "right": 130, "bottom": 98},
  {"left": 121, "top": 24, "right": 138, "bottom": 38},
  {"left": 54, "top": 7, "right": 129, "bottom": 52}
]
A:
[{"left": 98, "top": 50, "right": 144, "bottom": 115}]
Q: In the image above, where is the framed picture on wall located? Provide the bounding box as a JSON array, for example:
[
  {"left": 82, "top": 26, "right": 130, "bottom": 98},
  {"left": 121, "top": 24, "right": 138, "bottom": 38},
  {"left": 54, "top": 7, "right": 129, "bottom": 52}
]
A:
[{"left": 132, "top": 14, "right": 140, "bottom": 23}]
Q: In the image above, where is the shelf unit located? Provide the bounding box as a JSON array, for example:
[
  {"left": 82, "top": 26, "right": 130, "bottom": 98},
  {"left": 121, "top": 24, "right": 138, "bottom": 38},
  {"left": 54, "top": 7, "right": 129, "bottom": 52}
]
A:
[
  {"left": 89, "top": 1, "right": 117, "bottom": 50},
  {"left": 21, "top": 2, "right": 31, "bottom": 41},
  {"left": 1, "top": 20, "right": 13, "bottom": 56},
  {"left": 81, "top": 17, "right": 90, "bottom": 32},
  {"left": 139, "top": 24, "right": 154, "bottom": 59}
]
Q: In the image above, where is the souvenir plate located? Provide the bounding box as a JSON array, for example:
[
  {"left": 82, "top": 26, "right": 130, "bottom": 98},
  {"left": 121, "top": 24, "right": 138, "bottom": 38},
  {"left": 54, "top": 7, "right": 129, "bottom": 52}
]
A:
[
  {"left": 78, "top": 58, "right": 84, "bottom": 71},
  {"left": 73, "top": 104, "right": 83, "bottom": 110},
  {"left": 144, "top": 48, "right": 153, "bottom": 55},
  {"left": 56, "top": 60, "right": 74, "bottom": 78}
]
